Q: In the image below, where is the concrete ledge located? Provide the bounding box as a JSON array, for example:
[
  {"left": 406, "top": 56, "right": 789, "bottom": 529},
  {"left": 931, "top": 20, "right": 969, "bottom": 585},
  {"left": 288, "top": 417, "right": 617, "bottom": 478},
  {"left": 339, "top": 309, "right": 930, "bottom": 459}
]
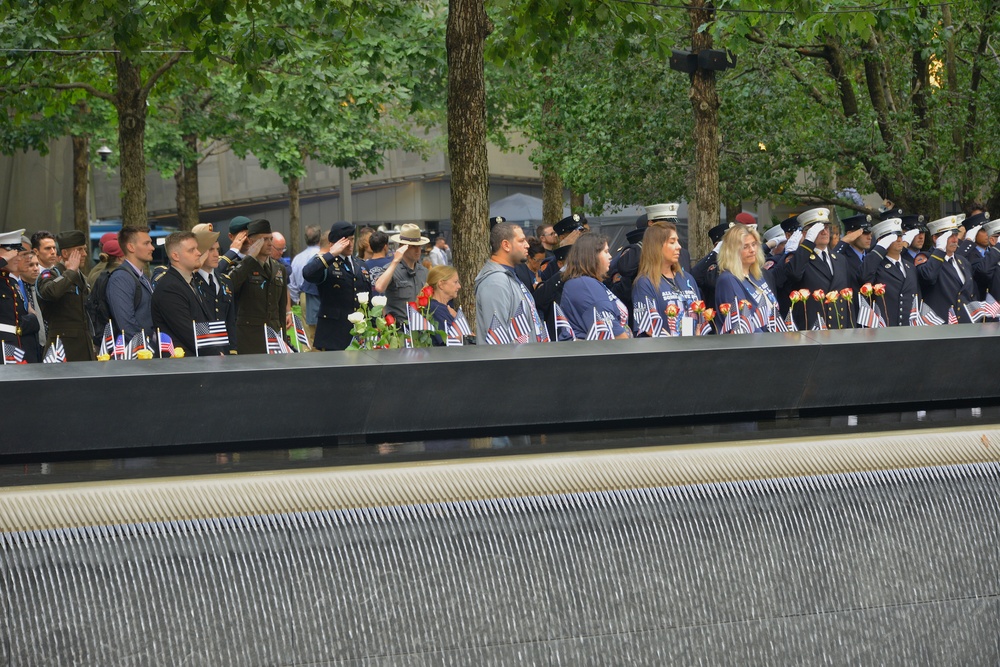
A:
[{"left": 3, "top": 323, "right": 1000, "bottom": 458}]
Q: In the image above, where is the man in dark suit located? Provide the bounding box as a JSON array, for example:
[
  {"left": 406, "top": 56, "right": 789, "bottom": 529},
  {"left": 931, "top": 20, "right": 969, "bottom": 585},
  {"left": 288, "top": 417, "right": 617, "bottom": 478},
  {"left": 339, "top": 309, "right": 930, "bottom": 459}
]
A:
[
  {"left": 785, "top": 208, "right": 856, "bottom": 330},
  {"left": 151, "top": 231, "right": 213, "bottom": 356},
  {"left": 918, "top": 215, "right": 977, "bottom": 323},
  {"left": 302, "top": 221, "right": 371, "bottom": 351},
  {"left": 191, "top": 225, "right": 236, "bottom": 352},
  {"left": 862, "top": 217, "right": 920, "bottom": 326},
  {"left": 834, "top": 213, "right": 874, "bottom": 292}
]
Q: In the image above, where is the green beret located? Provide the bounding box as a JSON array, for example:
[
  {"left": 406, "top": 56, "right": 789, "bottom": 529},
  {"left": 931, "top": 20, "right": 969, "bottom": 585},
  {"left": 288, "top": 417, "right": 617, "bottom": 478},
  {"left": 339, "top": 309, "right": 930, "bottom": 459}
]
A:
[{"left": 228, "top": 216, "right": 252, "bottom": 235}]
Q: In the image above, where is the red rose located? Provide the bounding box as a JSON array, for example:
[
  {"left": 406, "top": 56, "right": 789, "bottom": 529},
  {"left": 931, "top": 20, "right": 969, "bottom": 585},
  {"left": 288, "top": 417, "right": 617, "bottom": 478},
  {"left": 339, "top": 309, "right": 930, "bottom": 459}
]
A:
[
  {"left": 421, "top": 285, "right": 434, "bottom": 298},
  {"left": 385, "top": 314, "right": 396, "bottom": 326},
  {"left": 719, "top": 303, "right": 731, "bottom": 316},
  {"left": 417, "top": 295, "right": 430, "bottom": 307},
  {"left": 703, "top": 308, "right": 715, "bottom": 321},
  {"left": 407, "top": 301, "right": 418, "bottom": 309},
  {"left": 873, "top": 283, "right": 886, "bottom": 296}
]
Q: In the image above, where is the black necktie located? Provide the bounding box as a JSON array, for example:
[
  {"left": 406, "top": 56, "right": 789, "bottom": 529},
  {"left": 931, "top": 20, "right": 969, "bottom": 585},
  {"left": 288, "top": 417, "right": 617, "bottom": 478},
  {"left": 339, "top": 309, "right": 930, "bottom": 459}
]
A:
[
  {"left": 948, "top": 257, "right": 964, "bottom": 284},
  {"left": 208, "top": 274, "right": 216, "bottom": 295}
]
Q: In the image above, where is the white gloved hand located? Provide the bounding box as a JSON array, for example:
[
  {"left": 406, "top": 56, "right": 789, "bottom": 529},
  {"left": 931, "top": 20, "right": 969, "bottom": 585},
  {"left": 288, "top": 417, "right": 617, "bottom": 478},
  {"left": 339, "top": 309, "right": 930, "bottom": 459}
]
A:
[
  {"left": 935, "top": 230, "right": 953, "bottom": 251},
  {"left": 965, "top": 224, "right": 982, "bottom": 241},
  {"left": 784, "top": 230, "right": 803, "bottom": 254},
  {"left": 805, "top": 223, "right": 823, "bottom": 243},
  {"left": 902, "top": 229, "right": 919, "bottom": 246},
  {"left": 875, "top": 233, "right": 894, "bottom": 250},
  {"left": 712, "top": 241, "right": 723, "bottom": 255}
]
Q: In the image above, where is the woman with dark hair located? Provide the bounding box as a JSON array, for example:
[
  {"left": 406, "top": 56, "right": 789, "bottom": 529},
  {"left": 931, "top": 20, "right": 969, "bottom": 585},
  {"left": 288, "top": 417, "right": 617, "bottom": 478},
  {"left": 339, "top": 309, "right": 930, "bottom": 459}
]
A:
[
  {"left": 715, "top": 224, "right": 779, "bottom": 331},
  {"left": 425, "top": 264, "right": 461, "bottom": 346},
  {"left": 558, "top": 234, "right": 631, "bottom": 340},
  {"left": 631, "top": 222, "right": 700, "bottom": 335}
]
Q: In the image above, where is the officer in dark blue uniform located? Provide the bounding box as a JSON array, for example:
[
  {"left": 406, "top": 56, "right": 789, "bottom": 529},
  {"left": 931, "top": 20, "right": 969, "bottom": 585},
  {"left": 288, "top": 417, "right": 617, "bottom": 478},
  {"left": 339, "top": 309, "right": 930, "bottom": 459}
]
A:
[
  {"left": 540, "top": 213, "right": 587, "bottom": 283},
  {"left": 690, "top": 221, "right": 733, "bottom": 312},
  {"left": 533, "top": 245, "right": 572, "bottom": 340},
  {"left": 917, "top": 215, "right": 977, "bottom": 322},
  {"left": 955, "top": 210, "right": 992, "bottom": 300},
  {"left": 834, "top": 213, "right": 873, "bottom": 292},
  {"left": 861, "top": 217, "right": 920, "bottom": 326},
  {"left": 977, "top": 218, "right": 1000, "bottom": 306},
  {"left": 899, "top": 214, "right": 929, "bottom": 265},
  {"left": 302, "top": 221, "right": 372, "bottom": 351},
  {"left": 785, "top": 207, "right": 856, "bottom": 329}
]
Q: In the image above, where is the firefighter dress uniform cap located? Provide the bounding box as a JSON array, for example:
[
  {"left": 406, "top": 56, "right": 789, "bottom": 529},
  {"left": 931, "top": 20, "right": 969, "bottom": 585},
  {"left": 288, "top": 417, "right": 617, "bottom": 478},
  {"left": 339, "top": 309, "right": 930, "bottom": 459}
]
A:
[
  {"left": 841, "top": 213, "right": 873, "bottom": 233},
  {"left": 625, "top": 228, "right": 646, "bottom": 245},
  {"left": 553, "top": 214, "right": 586, "bottom": 236},
  {"left": 762, "top": 225, "right": 786, "bottom": 245},
  {"left": 984, "top": 218, "right": 1000, "bottom": 237},
  {"left": 0, "top": 229, "right": 26, "bottom": 249},
  {"left": 553, "top": 245, "right": 573, "bottom": 262},
  {"left": 798, "top": 208, "right": 830, "bottom": 228},
  {"left": 709, "top": 222, "right": 734, "bottom": 244},
  {"left": 634, "top": 213, "right": 649, "bottom": 230},
  {"left": 871, "top": 218, "right": 903, "bottom": 241},
  {"left": 645, "top": 203, "right": 680, "bottom": 222},
  {"left": 489, "top": 216, "right": 506, "bottom": 229},
  {"left": 964, "top": 211, "right": 990, "bottom": 228},
  {"left": 780, "top": 216, "right": 801, "bottom": 234},
  {"left": 927, "top": 215, "right": 960, "bottom": 236},
  {"left": 900, "top": 214, "right": 926, "bottom": 232}
]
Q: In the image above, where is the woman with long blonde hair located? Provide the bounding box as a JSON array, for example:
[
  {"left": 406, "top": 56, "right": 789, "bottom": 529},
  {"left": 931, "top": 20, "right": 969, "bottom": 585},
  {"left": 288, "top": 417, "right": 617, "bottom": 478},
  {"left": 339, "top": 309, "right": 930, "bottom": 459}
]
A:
[
  {"left": 714, "top": 225, "right": 779, "bottom": 331},
  {"left": 631, "top": 222, "right": 701, "bottom": 335}
]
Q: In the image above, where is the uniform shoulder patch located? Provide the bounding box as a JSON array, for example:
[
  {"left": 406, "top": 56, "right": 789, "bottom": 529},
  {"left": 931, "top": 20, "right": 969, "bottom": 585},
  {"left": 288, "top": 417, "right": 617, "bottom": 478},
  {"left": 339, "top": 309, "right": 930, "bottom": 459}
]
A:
[
  {"left": 763, "top": 260, "right": 775, "bottom": 270},
  {"left": 39, "top": 270, "right": 52, "bottom": 280}
]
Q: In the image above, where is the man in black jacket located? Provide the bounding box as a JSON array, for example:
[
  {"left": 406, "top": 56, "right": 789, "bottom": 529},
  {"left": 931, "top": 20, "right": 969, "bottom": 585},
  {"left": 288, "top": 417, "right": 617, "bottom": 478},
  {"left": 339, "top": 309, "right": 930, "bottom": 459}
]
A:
[{"left": 151, "top": 231, "right": 213, "bottom": 356}]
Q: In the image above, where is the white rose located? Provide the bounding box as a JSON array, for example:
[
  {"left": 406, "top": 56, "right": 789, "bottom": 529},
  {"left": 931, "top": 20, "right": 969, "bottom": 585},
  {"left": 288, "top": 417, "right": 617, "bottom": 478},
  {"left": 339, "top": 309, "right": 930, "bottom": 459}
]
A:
[
  {"left": 357, "top": 292, "right": 370, "bottom": 305},
  {"left": 347, "top": 311, "right": 365, "bottom": 324},
  {"left": 371, "top": 295, "right": 388, "bottom": 307}
]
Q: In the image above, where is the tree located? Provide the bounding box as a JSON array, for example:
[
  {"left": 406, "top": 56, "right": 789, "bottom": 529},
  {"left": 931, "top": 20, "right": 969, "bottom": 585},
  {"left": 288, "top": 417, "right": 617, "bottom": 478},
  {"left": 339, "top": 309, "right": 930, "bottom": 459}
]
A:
[{"left": 447, "top": 0, "right": 492, "bottom": 329}]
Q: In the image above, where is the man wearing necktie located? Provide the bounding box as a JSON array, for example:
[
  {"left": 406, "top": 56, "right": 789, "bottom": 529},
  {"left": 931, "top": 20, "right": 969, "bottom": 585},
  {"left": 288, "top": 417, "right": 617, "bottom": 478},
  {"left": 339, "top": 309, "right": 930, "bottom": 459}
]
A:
[
  {"left": 918, "top": 215, "right": 977, "bottom": 323},
  {"left": 786, "top": 207, "right": 856, "bottom": 330},
  {"left": 106, "top": 226, "right": 155, "bottom": 342},
  {"left": 862, "top": 218, "right": 921, "bottom": 326},
  {"left": 0, "top": 232, "right": 41, "bottom": 362},
  {"left": 955, "top": 210, "right": 993, "bottom": 300},
  {"left": 834, "top": 213, "right": 873, "bottom": 293},
  {"left": 191, "top": 225, "right": 236, "bottom": 352}
]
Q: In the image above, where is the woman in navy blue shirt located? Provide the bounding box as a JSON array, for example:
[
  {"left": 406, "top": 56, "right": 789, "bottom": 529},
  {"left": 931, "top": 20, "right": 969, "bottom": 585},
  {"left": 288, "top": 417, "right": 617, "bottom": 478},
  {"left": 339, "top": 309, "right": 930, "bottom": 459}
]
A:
[
  {"left": 714, "top": 225, "right": 779, "bottom": 331},
  {"left": 631, "top": 222, "right": 701, "bottom": 335},
  {"left": 426, "top": 264, "right": 461, "bottom": 346},
  {"left": 559, "top": 234, "right": 631, "bottom": 340}
]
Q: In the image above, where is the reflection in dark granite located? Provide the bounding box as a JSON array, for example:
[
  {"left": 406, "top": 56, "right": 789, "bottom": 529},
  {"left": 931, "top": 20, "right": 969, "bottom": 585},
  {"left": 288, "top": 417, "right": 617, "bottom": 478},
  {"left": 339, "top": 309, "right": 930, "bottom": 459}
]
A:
[
  {"left": 1, "top": 406, "right": 999, "bottom": 488},
  {"left": 2, "top": 463, "right": 999, "bottom": 665}
]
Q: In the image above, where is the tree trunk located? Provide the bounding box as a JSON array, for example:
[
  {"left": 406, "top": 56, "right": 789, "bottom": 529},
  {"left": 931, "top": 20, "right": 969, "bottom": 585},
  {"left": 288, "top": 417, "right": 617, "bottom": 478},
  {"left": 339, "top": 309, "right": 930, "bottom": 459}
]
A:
[
  {"left": 114, "top": 54, "right": 148, "bottom": 228},
  {"left": 288, "top": 175, "right": 301, "bottom": 257},
  {"left": 179, "top": 133, "right": 199, "bottom": 230},
  {"left": 174, "top": 167, "right": 187, "bottom": 227},
  {"left": 724, "top": 196, "right": 741, "bottom": 223},
  {"left": 688, "top": 0, "right": 721, "bottom": 258},
  {"left": 569, "top": 191, "right": 584, "bottom": 212},
  {"left": 447, "top": 0, "right": 491, "bottom": 333},
  {"left": 542, "top": 165, "right": 563, "bottom": 226},
  {"left": 71, "top": 135, "right": 89, "bottom": 233}
]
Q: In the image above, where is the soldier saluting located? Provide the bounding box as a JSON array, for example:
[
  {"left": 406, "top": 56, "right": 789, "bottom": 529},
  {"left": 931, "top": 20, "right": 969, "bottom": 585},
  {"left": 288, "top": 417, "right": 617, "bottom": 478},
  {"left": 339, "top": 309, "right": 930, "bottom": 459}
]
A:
[{"left": 36, "top": 230, "right": 94, "bottom": 361}]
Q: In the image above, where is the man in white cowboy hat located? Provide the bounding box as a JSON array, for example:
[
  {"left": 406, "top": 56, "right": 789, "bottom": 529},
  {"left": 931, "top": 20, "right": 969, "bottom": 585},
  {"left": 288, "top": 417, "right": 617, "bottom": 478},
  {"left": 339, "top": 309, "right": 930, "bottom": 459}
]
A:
[
  {"left": 374, "top": 223, "right": 430, "bottom": 320},
  {"left": 917, "top": 214, "right": 977, "bottom": 322}
]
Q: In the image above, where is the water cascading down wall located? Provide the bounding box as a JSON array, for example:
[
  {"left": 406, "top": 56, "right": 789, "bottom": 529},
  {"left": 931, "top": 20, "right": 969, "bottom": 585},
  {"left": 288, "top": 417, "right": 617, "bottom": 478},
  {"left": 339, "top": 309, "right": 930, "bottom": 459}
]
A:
[{"left": 2, "top": 427, "right": 999, "bottom": 665}]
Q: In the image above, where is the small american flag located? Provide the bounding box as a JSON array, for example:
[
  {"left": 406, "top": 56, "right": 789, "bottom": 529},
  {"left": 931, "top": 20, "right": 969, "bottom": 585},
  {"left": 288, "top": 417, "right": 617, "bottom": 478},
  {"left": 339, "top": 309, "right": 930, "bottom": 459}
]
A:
[
  {"left": 485, "top": 314, "right": 512, "bottom": 345},
  {"left": 508, "top": 303, "right": 532, "bottom": 344},
  {"left": 919, "top": 302, "right": 944, "bottom": 326},
  {"left": 452, "top": 309, "right": 472, "bottom": 337},
  {"left": 114, "top": 334, "right": 127, "bottom": 359},
  {"left": 292, "top": 312, "right": 311, "bottom": 350},
  {"left": 2, "top": 341, "right": 25, "bottom": 364},
  {"left": 125, "top": 332, "right": 148, "bottom": 360},
  {"left": 98, "top": 322, "right": 114, "bottom": 358},
  {"left": 812, "top": 313, "right": 828, "bottom": 330},
  {"left": 856, "top": 296, "right": 885, "bottom": 328},
  {"left": 407, "top": 303, "right": 435, "bottom": 332},
  {"left": 909, "top": 295, "right": 921, "bottom": 326},
  {"left": 42, "top": 337, "right": 67, "bottom": 363},
  {"left": 552, "top": 301, "right": 576, "bottom": 341},
  {"left": 193, "top": 320, "right": 230, "bottom": 355},
  {"left": 265, "top": 324, "right": 294, "bottom": 354},
  {"left": 585, "top": 307, "right": 614, "bottom": 341},
  {"left": 157, "top": 331, "right": 175, "bottom": 356},
  {"left": 947, "top": 306, "right": 959, "bottom": 325}
]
